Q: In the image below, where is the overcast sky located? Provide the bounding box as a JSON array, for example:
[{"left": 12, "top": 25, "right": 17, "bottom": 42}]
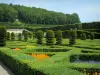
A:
[{"left": 0, "top": 0, "right": 100, "bottom": 22}]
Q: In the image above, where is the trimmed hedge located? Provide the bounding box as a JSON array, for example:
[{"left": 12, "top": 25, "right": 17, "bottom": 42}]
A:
[
  {"left": 0, "top": 49, "right": 45, "bottom": 75},
  {"left": 70, "top": 53, "right": 100, "bottom": 63},
  {"left": 0, "top": 26, "right": 7, "bottom": 46},
  {"left": 35, "top": 48, "right": 71, "bottom": 52},
  {"left": 81, "top": 49, "right": 100, "bottom": 53}
]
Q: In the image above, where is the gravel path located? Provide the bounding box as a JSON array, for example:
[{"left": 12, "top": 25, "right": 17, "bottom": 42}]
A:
[{"left": 0, "top": 61, "right": 15, "bottom": 75}]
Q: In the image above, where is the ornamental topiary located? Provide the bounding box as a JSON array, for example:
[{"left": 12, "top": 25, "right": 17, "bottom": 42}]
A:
[
  {"left": 11, "top": 32, "right": 15, "bottom": 41},
  {"left": 18, "top": 33, "right": 22, "bottom": 41},
  {"left": 23, "top": 31, "right": 28, "bottom": 41},
  {"left": 0, "top": 26, "right": 7, "bottom": 46},
  {"left": 69, "top": 30, "right": 77, "bottom": 45},
  {"left": 7, "top": 32, "right": 10, "bottom": 40},
  {"left": 55, "top": 30, "right": 63, "bottom": 45},
  {"left": 80, "top": 33, "right": 86, "bottom": 40},
  {"left": 90, "top": 33, "right": 94, "bottom": 40},
  {"left": 36, "top": 30, "right": 44, "bottom": 44},
  {"left": 46, "top": 30, "right": 55, "bottom": 45}
]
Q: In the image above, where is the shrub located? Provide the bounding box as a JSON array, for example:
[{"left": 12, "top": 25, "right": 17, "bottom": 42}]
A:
[
  {"left": 36, "top": 30, "right": 44, "bottom": 44},
  {"left": 18, "top": 33, "right": 22, "bottom": 41},
  {"left": 11, "top": 32, "right": 15, "bottom": 41},
  {"left": 33, "top": 33, "right": 35, "bottom": 39},
  {"left": 69, "top": 30, "right": 77, "bottom": 45},
  {"left": 55, "top": 30, "right": 63, "bottom": 45},
  {"left": 23, "top": 31, "right": 28, "bottom": 41},
  {"left": 0, "top": 26, "right": 7, "bottom": 46},
  {"left": 80, "top": 33, "right": 86, "bottom": 40},
  {"left": 87, "top": 35, "right": 90, "bottom": 39},
  {"left": 76, "top": 30, "right": 83, "bottom": 39},
  {"left": 90, "top": 33, "right": 94, "bottom": 40},
  {"left": 7, "top": 32, "right": 10, "bottom": 40},
  {"left": 46, "top": 30, "right": 55, "bottom": 45},
  {"left": 70, "top": 54, "right": 100, "bottom": 63},
  {"left": 28, "top": 31, "right": 33, "bottom": 39}
]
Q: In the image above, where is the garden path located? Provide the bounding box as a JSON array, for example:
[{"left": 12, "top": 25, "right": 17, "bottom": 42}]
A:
[{"left": 0, "top": 61, "right": 15, "bottom": 75}]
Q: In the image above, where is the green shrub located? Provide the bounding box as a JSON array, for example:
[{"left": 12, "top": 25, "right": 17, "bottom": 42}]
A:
[
  {"left": 70, "top": 54, "right": 100, "bottom": 62},
  {"left": 23, "top": 31, "right": 28, "bottom": 41},
  {"left": 0, "top": 26, "right": 7, "bottom": 46},
  {"left": 46, "top": 30, "right": 55, "bottom": 45},
  {"left": 7, "top": 32, "right": 10, "bottom": 40},
  {"left": 69, "top": 30, "right": 77, "bottom": 45},
  {"left": 87, "top": 35, "right": 90, "bottom": 39},
  {"left": 90, "top": 33, "right": 94, "bottom": 40},
  {"left": 76, "top": 30, "right": 83, "bottom": 39},
  {"left": 80, "top": 33, "right": 86, "bottom": 40},
  {"left": 0, "top": 49, "right": 45, "bottom": 75},
  {"left": 36, "top": 30, "right": 44, "bottom": 44},
  {"left": 55, "top": 30, "right": 63, "bottom": 45},
  {"left": 28, "top": 31, "right": 33, "bottom": 39},
  {"left": 11, "top": 32, "right": 15, "bottom": 41},
  {"left": 33, "top": 33, "right": 35, "bottom": 39},
  {"left": 18, "top": 33, "right": 22, "bottom": 41}
]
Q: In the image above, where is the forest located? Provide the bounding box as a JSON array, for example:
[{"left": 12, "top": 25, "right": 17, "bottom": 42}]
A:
[{"left": 0, "top": 3, "right": 80, "bottom": 25}]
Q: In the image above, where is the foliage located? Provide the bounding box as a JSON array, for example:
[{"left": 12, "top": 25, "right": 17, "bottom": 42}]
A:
[
  {"left": 70, "top": 53, "right": 100, "bottom": 62},
  {"left": 69, "top": 30, "right": 77, "bottom": 45},
  {"left": 28, "top": 31, "right": 33, "bottom": 39},
  {"left": 7, "top": 32, "right": 10, "bottom": 40},
  {"left": 11, "top": 32, "right": 15, "bottom": 41},
  {"left": 87, "top": 35, "right": 90, "bottom": 39},
  {"left": 18, "top": 33, "right": 22, "bottom": 41},
  {"left": 46, "top": 30, "right": 55, "bottom": 45},
  {"left": 90, "top": 33, "right": 94, "bottom": 40},
  {"left": 82, "top": 22, "right": 100, "bottom": 29},
  {"left": 0, "top": 26, "right": 7, "bottom": 46},
  {"left": 23, "top": 31, "right": 28, "bottom": 41},
  {"left": 80, "top": 33, "right": 86, "bottom": 40},
  {"left": 0, "top": 4, "right": 18, "bottom": 22},
  {"left": 36, "top": 30, "right": 44, "bottom": 44},
  {"left": 55, "top": 30, "right": 63, "bottom": 45},
  {"left": 0, "top": 3, "right": 80, "bottom": 25}
]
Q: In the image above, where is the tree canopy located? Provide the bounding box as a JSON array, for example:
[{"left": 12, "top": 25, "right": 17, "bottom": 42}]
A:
[{"left": 0, "top": 3, "right": 81, "bottom": 25}]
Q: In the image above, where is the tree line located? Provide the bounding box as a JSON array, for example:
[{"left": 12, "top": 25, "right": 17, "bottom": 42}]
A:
[{"left": 0, "top": 3, "right": 80, "bottom": 25}]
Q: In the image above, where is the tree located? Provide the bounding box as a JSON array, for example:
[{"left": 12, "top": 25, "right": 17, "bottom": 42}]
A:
[
  {"left": 46, "top": 30, "right": 55, "bottom": 45},
  {"left": 0, "top": 3, "right": 81, "bottom": 24},
  {"left": 36, "top": 30, "right": 44, "bottom": 44},
  {"left": 0, "top": 26, "right": 7, "bottom": 46},
  {"left": 69, "top": 30, "right": 77, "bottom": 45},
  {"left": 11, "top": 32, "right": 15, "bottom": 41},
  {"left": 7, "top": 32, "right": 10, "bottom": 40},
  {"left": 80, "top": 33, "right": 86, "bottom": 40},
  {"left": 55, "top": 30, "right": 63, "bottom": 45},
  {"left": 18, "top": 33, "right": 22, "bottom": 41}
]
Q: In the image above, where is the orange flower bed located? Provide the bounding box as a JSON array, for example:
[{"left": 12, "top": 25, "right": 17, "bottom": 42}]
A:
[
  {"left": 31, "top": 53, "right": 49, "bottom": 60},
  {"left": 13, "top": 48, "right": 21, "bottom": 51}
]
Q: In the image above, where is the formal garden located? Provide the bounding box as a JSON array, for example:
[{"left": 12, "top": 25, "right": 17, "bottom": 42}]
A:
[
  {"left": 0, "top": 3, "right": 100, "bottom": 75},
  {"left": 0, "top": 23, "right": 100, "bottom": 75}
]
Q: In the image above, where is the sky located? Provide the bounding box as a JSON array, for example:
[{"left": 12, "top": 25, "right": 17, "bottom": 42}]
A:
[{"left": 0, "top": 0, "right": 100, "bottom": 23}]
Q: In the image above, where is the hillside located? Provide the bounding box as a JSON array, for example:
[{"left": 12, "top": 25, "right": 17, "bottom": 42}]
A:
[{"left": 0, "top": 3, "right": 80, "bottom": 25}]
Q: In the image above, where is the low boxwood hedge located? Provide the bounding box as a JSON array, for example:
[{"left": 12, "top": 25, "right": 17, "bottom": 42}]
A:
[
  {"left": 0, "top": 49, "right": 45, "bottom": 75},
  {"left": 70, "top": 53, "right": 100, "bottom": 63}
]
